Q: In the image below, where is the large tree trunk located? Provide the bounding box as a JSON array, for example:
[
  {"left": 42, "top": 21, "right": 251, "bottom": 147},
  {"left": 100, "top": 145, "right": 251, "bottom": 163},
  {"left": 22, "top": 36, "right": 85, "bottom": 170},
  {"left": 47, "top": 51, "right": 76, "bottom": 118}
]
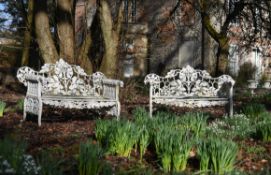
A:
[
  {"left": 99, "top": 0, "right": 123, "bottom": 78},
  {"left": 77, "top": 34, "right": 93, "bottom": 73},
  {"left": 201, "top": 14, "right": 229, "bottom": 75},
  {"left": 35, "top": 0, "right": 58, "bottom": 63},
  {"left": 57, "top": 0, "right": 75, "bottom": 64},
  {"left": 21, "top": 0, "right": 34, "bottom": 66},
  {"left": 77, "top": 0, "right": 97, "bottom": 74},
  {"left": 216, "top": 40, "right": 229, "bottom": 75}
]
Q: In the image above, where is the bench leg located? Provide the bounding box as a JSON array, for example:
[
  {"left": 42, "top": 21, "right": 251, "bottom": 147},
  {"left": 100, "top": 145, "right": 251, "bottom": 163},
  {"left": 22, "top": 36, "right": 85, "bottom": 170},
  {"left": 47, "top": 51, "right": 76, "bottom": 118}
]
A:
[
  {"left": 38, "top": 102, "right": 43, "bottom": 127},
  {"left": 149, "top": 100, "right": 153, "bottom": 118},
  {"left": 229, "top": 100, "right": 233, "bottom": 117},
  {"left": 116, "top": 101, "right": 120, "bottom": 120},
  {"left": 22, "top": 98, "right": 27, "bottom": 122}
]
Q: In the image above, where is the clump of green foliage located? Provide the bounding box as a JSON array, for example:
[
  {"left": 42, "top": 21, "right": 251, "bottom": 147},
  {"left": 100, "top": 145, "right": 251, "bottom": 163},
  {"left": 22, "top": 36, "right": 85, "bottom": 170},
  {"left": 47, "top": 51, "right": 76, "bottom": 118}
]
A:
[
  {"left": 197, "top": 138, "right": 238, "bottom": 175},
  {"left": 0, "top": 137, "right": 40, "bottom": 175},
  {"left": 16, "top": 98, "right": 24, "bottom": 112},
  {"left": 96, "top": 119, "right": 140, "bottom": 158},
  {"left": 37, "top": 151, "right": 63, "bottom": 175},
  {"left": 180, "top": 112, "right": 208, "bottom": 139},
  {"left": 95, "top": 119, "right": 112, "bottom": 145},
  {"left": 255, "top": 118, "right": 271, "bottom": 142},
  {"left": 78, "top": 140, "right": 110, "bottom": 175},
  {"left": 108, "top": 120, "right": 139, "bottom": 157},
  {"left": 152, "top": 112, "right": 194, "bottom": 173},
  {"left": 241, "top": 103, "right": 267, "bottom": 120},
  {"left": 0, "top": 100, "right": 6, "bottom": 117}
]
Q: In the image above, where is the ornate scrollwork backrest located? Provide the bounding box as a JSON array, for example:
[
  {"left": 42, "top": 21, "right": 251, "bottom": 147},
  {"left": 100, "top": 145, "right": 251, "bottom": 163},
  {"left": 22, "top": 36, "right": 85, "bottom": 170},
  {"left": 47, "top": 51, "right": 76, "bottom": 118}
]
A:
[
  {"left": 17, "top": 58, "right": 106, "bottom": 96},
  {"left": 145, "top": 65, "right": 235, "bottom": 97}
]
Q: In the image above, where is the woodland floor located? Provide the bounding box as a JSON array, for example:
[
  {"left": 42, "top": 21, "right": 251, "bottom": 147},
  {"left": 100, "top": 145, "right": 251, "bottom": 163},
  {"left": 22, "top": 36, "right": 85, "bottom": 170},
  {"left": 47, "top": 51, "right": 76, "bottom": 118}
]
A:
[{"left": 0, "top": 82, "right": 271, "bottom": 174}]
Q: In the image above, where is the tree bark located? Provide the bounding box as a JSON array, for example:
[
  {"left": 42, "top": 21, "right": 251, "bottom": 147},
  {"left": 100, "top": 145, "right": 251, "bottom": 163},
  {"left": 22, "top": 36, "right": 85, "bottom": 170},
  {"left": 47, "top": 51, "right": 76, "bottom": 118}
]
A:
[
  {"left": 21, "top": 0, "right": 34, "bottom": 66},
  {"left": 57, "top": 0, "right": 75, "bottom": 63},
  {"left": 200, "top": 2, "right": 229, "bottom": 74},
  {"left": 99, "top": 0, "right": 124, "bottom": 78},
  {"left": 35, "top": 0, "right": 58, "bottom": 63},
  {"left": 77, "top": 34, "right": 93, "bottom": 74},
  {"left": 77, "top": 0, "right": 97, "bottom": 74},
  {"left": 216, "top": 41, "right": 229, "bottom": 75}
]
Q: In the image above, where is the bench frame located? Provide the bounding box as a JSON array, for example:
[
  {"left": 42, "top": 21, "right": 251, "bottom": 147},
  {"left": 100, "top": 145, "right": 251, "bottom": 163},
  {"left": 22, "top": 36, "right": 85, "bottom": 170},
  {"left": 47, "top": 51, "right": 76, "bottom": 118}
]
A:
[
  {"left": 144, "top": 65, "right": 235, "bottom": 117},
  {"left": 17, "top": 59, "right": 123, "bottom": 126}
]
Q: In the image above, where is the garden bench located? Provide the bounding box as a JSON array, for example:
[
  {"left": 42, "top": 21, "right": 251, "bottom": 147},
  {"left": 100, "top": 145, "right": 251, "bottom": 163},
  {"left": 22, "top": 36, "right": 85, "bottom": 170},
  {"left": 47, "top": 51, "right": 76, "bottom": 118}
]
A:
[
  {"left": 17, "top": 59, "right": 123, "bottom": 126},
  {"left": 144, "top": 65, "right": 235, "bottom": 117}
]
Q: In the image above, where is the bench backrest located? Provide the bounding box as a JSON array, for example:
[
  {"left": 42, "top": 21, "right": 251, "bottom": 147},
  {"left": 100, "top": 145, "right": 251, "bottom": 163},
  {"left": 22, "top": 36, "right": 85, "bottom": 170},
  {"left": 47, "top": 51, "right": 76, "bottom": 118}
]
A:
[
  {"left": 17, "top": 59, "right": 105, "bottom": 96},
  {"left": 144, "top": 65, "right": 235, "bottom": 98}
]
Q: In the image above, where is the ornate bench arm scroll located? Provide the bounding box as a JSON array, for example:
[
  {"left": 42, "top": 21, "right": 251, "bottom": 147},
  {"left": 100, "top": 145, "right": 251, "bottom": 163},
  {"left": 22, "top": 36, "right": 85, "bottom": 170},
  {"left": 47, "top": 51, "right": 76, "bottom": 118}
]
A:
[
  {"left": 144, "top": 74, "right": 160, "bottom": 85},
  {"left": 17, "top": 66, "right": 37, "bottom": 86}
]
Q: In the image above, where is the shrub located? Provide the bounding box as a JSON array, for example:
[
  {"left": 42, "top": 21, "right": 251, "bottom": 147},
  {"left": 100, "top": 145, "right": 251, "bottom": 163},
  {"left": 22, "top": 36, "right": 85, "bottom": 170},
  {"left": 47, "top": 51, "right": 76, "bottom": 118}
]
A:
[
  {"left": 0, "top": 100, "right": 6, "bottom": 117},
  {"left": 78, "top": 140, "right": 107, "bottom": 175}
]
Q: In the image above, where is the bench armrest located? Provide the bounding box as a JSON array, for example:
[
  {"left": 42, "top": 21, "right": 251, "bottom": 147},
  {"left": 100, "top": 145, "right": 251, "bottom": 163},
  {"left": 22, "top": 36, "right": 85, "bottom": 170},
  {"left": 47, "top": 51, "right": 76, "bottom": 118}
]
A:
[
  {"left": 24, "top": 74, "right": 43, "bottom": 99},
  {"left": 102, "top": 79, "right": 124, "bottom": 87},
  {"left": 25, "top": 74, "right": 44, "bottom": 83},
  {"left": 102, "top": 79, "right": 124, "bottom": 100}
]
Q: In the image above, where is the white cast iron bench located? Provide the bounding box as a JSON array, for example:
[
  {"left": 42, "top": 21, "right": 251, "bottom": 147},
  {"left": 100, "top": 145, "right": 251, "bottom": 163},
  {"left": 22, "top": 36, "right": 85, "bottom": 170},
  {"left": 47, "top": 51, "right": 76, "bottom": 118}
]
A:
[
  {"left": 17, "top": 59, "right": 123, "bottom": 126},
  {"left": 144, "top": 65, "right": 235, "bottom": 117}
]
